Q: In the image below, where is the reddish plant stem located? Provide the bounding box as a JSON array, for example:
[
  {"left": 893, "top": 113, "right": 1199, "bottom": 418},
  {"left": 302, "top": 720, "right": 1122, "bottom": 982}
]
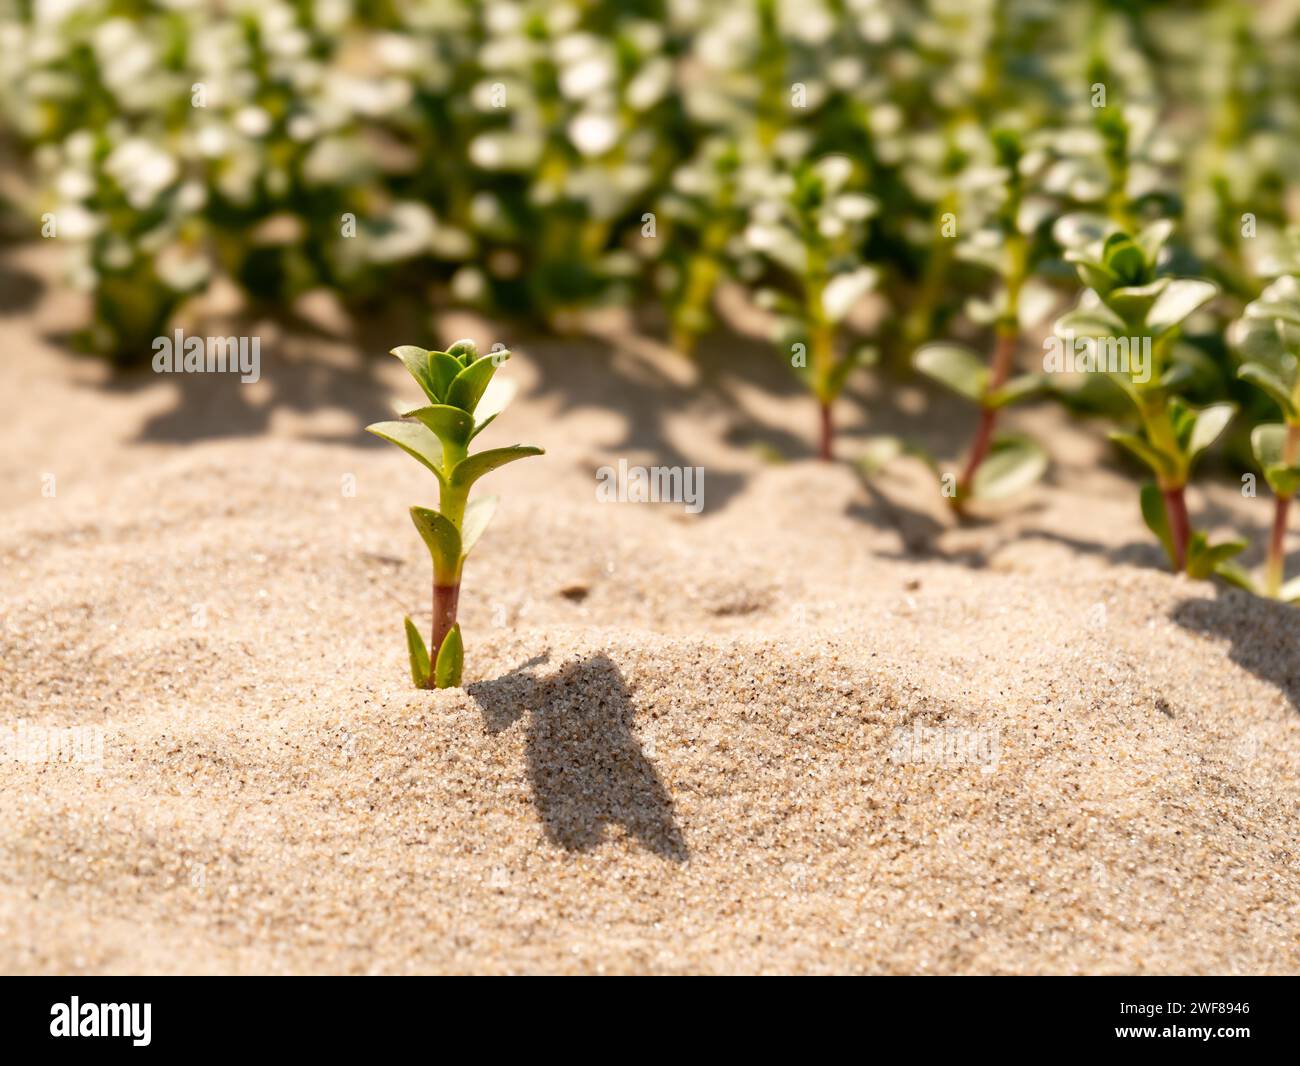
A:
[
  {"left": 959, "top": 408, "right": 997, "bottom": 492},
  {"left": 818, "top": 401, "right": 833, "bottom": 462},
  {"left": 958, "top": 331, "right": 1017, "bottom": 496},
  {"left": 1266, "top": 423, "right": 1300, "bottom": 596},
  {"left": 429, "top": 581, "right": 461, "bottom": 686},
  {"left": 1161, "top": 486, "right": 1191, "bottom": 572},
  {"left": 1265, "top": 495, "right": 1291, "bottom": 596}
]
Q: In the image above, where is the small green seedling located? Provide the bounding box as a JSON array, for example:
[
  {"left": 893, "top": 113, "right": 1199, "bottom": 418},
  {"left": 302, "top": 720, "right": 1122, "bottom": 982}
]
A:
[
  {"left": 912, "top": 130, "right": 1049, "bottom": 508},
  {"left": 1227, "top": 275, "right": 1300, "bottom": 600},
  {"left": 1056, "top": 223, "right": 1243, "bottom": 577},
  {"left": 660, "top": 139, "right": 744, "bottom": 357},
  {"left": 745, "top": 156, "right": 879, "bottom": 460},
  {"left": 366, "top": 340, "right": 543, "bottom": 688}
]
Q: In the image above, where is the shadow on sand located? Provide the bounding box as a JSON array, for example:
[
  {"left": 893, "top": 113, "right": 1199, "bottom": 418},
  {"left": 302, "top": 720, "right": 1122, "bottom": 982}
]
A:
[
  {"left": 1170, "top": 587, "right": 1300, "bottom": 713},
  {"left": 469, "top": 653, "right": 688, "bottom": 862}
]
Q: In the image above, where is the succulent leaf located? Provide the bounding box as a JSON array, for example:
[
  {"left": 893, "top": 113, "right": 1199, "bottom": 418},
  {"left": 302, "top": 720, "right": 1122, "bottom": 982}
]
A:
[
  {"left": 450, "top": 445, "right": 545, "bottom": 489},
  {"left": 1213, "top": 561, "right": 1257, "bottom": 594},
  {"left": 446, "top": 350, "right": 508, "bottom": 413},
  {"left": 404, "top": 616, "right": 430, "bottom": 688},
  {"left": 461, "top": 495, "right": 499, "bottom": 556},
  {"left": 986, "top": 373, "right": 1047, "bottom": 408},
  {"left": 1186, "top": 403, "right": 1235, "bottom": 462},
  {"left": 470, "top": 378, "right": 518, "bottom": 439},
  {"left": 969, "top": 434, "right": 1047, "bottom": 500},
  {"left": 913, "top": 343, "right": 988, "bottom": 402},
  {"left": 390, "top": 346, "right": 441, "bottom": 403},
  {"left": 1139, "top": 483, "right": 1178, "bottom": 568},
  {"left": 427, "top": 350, "right": 467, "bottom": 401},
  {"left": 434, "top": 624, "right": 464, "bottom": 688},
  {"left": 1145, "top": 279, "right": 1217, "bottom": 336},
  {"left": 1251, "top": 425, "right": 1300, "bottom": 496},
  {"left": 403, "top": 404, "right": 474, "bottom": 446},
  {"left": 1186, "top": 535, "right": 1248, "bottom": 580},
  {"left": 410, "top": 506, "right": 462, "bottom": 579},
  {"left": 1110, "top": 432, "right": 1176, "bottom": 478},
  {"left": 365, "top": 421, "right": 446, "bottom": 487},
  {"left": 1238, "top": 363, "right": 1297, "bottom": 420}
]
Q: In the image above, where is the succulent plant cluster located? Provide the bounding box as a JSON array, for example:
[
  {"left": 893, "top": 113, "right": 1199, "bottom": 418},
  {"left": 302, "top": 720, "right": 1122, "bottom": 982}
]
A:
[
  {"left": 4, "top": 1, "right": 1300, "bottom": 603},
  {"left": 366, "top": 339, "right": 542, "bottom": 688}
]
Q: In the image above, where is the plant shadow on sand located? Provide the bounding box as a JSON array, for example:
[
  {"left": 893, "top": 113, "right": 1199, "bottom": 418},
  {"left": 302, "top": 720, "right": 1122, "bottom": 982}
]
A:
[
  {"left": 468, "top": 653, "right": 688, "bottom": 862},
  {"left": 1170, "top": 586, "right": 1300, "bottom": 713}
]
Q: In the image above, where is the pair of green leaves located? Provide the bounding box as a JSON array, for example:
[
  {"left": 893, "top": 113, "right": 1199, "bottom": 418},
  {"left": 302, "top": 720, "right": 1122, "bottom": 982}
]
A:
[
  {"left": 404, "top": 618, "right": 462, "bottom": 689},
  {"left": 1066, "top": 225, "right": 1168, "bottom": 297},
  {"left": 910, "top": 344, "right": 1048, "bottom": 502},
  {"left": 1138, "top": 484, "right": 1246, "bottom": 578},
  {"left": 1063, "top": 223, "right": 1217, "bottom": 338},
  {"left": 1109, "top": 400, "right": 1236, "bottom": 484},
  {"left": 859, "top": 429, "right": 1047, "bottom": 504},
  {"left": 913, "top": 343, "right": 1046, "bottom": 410}
]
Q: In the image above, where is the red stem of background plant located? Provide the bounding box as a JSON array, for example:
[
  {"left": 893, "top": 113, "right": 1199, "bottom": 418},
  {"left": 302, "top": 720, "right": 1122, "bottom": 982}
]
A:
[
  {"left": 1265, "top": 495, "right": 1291, "bottom": 596},
  {"left": 958, "top": 330, "right": 1017, "bottom": 495},
  {"left": 1161, "top": 487, "right": 1191, "bottom": 572},
  {"left": 1265, "top": 424, "right": 1300, "bottom": 595},
  {"left": 818, "top": 401, "right": 833, "bottom": 461},
  {"left": 429, "top": 581, "right": 460, "bottom": 687}
]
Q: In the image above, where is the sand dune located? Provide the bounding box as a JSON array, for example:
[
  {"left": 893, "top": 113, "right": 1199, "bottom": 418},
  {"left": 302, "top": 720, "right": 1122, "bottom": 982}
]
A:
[{"left": 2, "top": 247, "right": 1298, "bottom": 974}]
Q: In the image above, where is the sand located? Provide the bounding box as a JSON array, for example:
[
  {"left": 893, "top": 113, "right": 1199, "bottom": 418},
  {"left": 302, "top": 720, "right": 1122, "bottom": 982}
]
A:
[{"left": 2, "top": 242, "right": 1298, "bottom": 974}]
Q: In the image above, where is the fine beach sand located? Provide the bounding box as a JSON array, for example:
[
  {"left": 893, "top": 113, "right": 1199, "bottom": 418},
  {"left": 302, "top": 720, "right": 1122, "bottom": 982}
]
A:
[{"left": 2, "top": 243, "right": 1298, "bottom": 974}]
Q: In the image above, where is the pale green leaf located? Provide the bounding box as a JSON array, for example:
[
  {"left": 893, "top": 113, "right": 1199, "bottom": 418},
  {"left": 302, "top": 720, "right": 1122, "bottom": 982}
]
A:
[
  {"left": 913, "top": 343, "right": 988, "bottom": 402},
  {"left": 450, "top": 445, "right": 544, "bottom": 489},
  {"left": 446, "top": 350, "right": 508, "bottom": 414},
  {"left": 404, "top": 616, "right": 430, "bottom": 689},
  {"left": 986, "top": 373, "right": 1047, "bottom": 408},
  {"left": 470, "top": 378, "right": 518, "bottom": 439},
  {"left": 365, "top": 421, "right": 446, "bottom": 487},
  {"left": 1139, "top": 483, "right": 1177, "bottom": 568},
  {"left": 427, "top": 351, "right": 465, "bottom": 401},
  {"left": 1214, "top": 561, "right": 1257, "bottom": 594},
  {"left": 390, "top": 345, "right": 440, "bottom": 403},
  {"left": 403, "top": 404, "right": 474, "bottom": 445},
  {"left": 1187, "top": 402, "right": 1235, "bottom": 461},
  {"left": 1188, "top": 537, "right": 1247, "bottom": 580},
  {"left": 410, "top": 506, "right": 462, "bottom": 579},
  {"left": 434, "top": 623, "right": 464, "bottom": 689},
  {"left": 969, "top": 435, "right": 1047, "bottom": 500},
  {"left": 461, "top": 495, "right": 499, "bottom": 556},
  {"left": 1238, "top": 364, "right": 1298, "bottom": 420},
  {"left": 1135, "top": 219, "right": 1175, "bottom": 262},
  {"left": 1251, "top": 423, "right": 1289, "bottom": 469},
  {"left": 1054, "top": 306, "right": 1125, "bottom": 340},
  {"left": 1145, "top": 279, "right": 1217, "bottom": 336},
  {"left": 1110, "top": 432, "right": 1177, "bottom": 477}
]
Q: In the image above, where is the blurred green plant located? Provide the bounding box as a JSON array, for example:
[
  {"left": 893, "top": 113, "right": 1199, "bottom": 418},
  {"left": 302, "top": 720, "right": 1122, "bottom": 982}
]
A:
[
  {"left": 912, "top": 129, "right": 1050, "bottom": 508},
  {"left": 745, "top": 156, "right": 879, "bottom": 459},
  {"left": 1226, "top": 275, "right": 1300, "bottom": 599},
  {"left": 366, "top": 338, "right": 542, "bottom": 688},
  {"left": 2, "top": 0, "right": 1299, "bottom": 598},
  {"left": 1057, "top": 223, "right": 1243, "bottom": 577}
]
